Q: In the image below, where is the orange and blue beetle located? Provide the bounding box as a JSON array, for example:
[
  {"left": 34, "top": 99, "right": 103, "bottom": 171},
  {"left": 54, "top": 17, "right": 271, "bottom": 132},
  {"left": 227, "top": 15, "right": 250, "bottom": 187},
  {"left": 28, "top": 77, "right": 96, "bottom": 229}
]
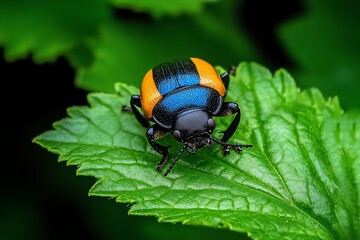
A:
[{"left": 123, "top": 58, "right": 252, "bottom": 176}]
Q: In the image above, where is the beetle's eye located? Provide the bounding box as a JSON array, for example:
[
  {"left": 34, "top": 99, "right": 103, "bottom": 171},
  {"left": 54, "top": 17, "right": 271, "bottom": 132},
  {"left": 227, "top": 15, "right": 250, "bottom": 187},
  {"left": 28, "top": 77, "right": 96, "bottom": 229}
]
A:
[
  {"left": 207, "top": 118, "right": 215, "bottom": 130},
  {"left": 173, "top": 130, "right": 182, "bottom": 140}
]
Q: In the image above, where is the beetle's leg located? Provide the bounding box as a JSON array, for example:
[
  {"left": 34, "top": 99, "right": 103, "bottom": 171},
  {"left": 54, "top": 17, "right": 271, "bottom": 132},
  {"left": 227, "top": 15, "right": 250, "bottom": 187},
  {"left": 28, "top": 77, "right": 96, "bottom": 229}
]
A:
[
  {"left": 215, "top": 102, "right": 252, "bottom": 155},
  {"left": 146, "top": 124, "right": 171, "bottom": 171},
  {"left": 122, "top": 95, "right": 150, "bottom": 128},
  {"left": 220, "top": 65, "right": 237, "bottom": 92},
  {"left": 217, "top": 102, "right": 241, "bottom": 142}
]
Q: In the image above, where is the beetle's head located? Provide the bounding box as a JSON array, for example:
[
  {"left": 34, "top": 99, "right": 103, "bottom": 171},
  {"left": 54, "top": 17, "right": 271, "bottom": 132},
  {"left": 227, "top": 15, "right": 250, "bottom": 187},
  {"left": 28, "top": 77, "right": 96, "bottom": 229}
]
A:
[
  {"left": 163, "top": 109, "right": 252, "bottom": 177},
  {"left": 172, "top": 110, "right": 215, "bottom": 153}
]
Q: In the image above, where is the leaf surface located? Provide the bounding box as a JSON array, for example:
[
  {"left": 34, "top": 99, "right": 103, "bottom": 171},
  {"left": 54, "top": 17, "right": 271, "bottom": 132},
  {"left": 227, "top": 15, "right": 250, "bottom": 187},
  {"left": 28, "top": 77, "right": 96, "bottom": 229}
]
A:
[{"left": 34, "top": 62, "right": 360, "bottom": 239}]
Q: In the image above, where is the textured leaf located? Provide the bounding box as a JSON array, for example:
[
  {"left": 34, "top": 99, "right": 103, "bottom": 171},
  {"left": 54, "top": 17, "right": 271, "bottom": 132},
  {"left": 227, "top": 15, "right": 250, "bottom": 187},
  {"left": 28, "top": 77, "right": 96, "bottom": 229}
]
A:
[{"left": 34, "top": 62, "right": 360, "bottom": 239}]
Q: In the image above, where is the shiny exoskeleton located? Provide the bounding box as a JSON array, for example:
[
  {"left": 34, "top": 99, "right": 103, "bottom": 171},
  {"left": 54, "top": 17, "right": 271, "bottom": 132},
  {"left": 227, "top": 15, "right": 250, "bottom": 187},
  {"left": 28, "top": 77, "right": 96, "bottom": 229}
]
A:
[{"left": 123, "top": 58, "right": 252, "bottom": 176}]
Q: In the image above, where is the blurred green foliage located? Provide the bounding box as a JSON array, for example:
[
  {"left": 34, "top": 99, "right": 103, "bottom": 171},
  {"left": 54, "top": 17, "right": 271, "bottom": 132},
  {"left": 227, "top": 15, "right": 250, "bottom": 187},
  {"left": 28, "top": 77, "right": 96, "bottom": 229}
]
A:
[
  {"left": 1, "top": 0, "right": 358, "bottom": 109},
  {"left": 1, "top": 0, "right": 359, "bottom": 239},
  {"left": 278, "top": 0, "right": 360, "bottom": 110}
]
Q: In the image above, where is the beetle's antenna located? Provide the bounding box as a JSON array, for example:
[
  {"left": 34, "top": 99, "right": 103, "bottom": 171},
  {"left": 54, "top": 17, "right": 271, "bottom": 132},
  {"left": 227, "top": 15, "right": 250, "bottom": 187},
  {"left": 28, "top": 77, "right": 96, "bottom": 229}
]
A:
[
  {"left": 164, "top": 144, "right": 187, "bottom": 177},
  {"left": 212, "top": 137, "right": 253, "bottom": 150}
]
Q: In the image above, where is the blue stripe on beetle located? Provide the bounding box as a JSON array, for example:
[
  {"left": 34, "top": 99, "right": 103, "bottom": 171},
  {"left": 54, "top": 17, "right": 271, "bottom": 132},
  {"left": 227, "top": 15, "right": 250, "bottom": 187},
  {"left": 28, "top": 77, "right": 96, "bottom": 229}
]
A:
[{"left": 122, "top": 58, "right": 253, "bottom": 176}]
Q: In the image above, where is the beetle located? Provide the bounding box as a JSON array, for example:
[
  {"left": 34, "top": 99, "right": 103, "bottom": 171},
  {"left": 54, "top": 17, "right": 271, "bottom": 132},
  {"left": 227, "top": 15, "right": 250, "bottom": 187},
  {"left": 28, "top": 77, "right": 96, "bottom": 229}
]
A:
[{"left": 122, "top": 57, "right": 252, "bottom": 176}]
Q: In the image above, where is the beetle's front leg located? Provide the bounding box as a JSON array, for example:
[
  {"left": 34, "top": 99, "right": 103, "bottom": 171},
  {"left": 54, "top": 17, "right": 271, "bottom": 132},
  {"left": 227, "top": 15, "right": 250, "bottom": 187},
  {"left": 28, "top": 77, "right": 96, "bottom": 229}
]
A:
[
  {"left": 146, "top": 124, "right": 171, "bottom": 171},
  {"left": 215, "top": 102, "right": 252, "bottom": 155},
  {"left": 220, "top": 65, "right": 237, "bottom": 93},
  {"left": 122, "top": 95, "right": 150, "bottom": 128},
  {"left": 217, "top": 102, "right": 241, "bottom": 142}
]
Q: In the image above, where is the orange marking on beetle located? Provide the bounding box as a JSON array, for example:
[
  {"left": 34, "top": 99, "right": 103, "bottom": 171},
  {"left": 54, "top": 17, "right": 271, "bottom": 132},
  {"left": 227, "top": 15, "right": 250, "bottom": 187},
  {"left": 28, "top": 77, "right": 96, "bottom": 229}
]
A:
[
  {"left": 191, "top": 58, "right": 226, "bottom": 97},
  {"left": 140, "top": 69, "right": 162, "bottom": 119}
]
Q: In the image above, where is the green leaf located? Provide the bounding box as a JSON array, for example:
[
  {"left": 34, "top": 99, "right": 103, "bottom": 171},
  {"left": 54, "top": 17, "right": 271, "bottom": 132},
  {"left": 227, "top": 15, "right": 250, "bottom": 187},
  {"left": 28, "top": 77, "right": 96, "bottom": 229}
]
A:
[
  {"left": 278, "top": 0, "right": 360, "bottom": 109},
  {"left": 110, "top": 0, "right": 214, "bottom": 18},
  {"left": 0, "top": 0, "right": 109, "bottom": 62},
  {"left": 33, "top": 62, "right": 360, "bottom": 239}
]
